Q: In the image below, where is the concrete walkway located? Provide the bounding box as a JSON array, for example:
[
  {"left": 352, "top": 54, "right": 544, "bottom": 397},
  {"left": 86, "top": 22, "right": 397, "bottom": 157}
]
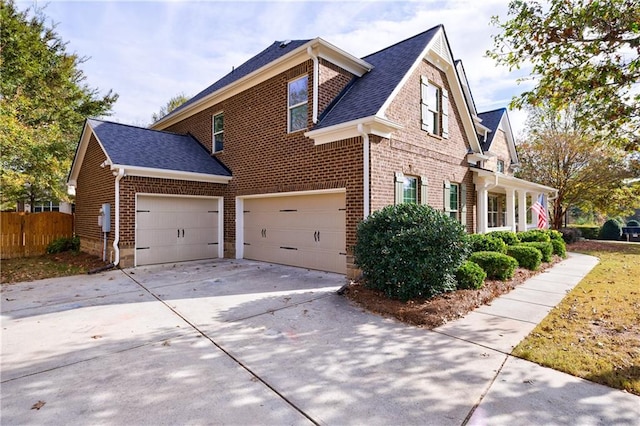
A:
[{"left": 1, "top": 253, "right": 638, "bottom": 425}]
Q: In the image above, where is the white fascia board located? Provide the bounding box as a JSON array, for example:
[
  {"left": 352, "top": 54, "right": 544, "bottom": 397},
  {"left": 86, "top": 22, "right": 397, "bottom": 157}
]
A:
[
  {"left": 111, "top": 164, "right": 232, "bottom": 184},
  {"left": 153, "top": 38, "right": 373, "bottom": 131},
  {"left": 67, "top": 121, "right": 113, "bottom": 190},
  {"left": 474, "top": 168, "right": 557, "bottom": 193},
  {"left": 305, "top": 116, "right": 403, "bottom": 145},
  {"left": 499, "top": 112, "right": 520, "bottom": 163},
  {"left": 315, "top": 39, "right": 373, "bottom": 76}
]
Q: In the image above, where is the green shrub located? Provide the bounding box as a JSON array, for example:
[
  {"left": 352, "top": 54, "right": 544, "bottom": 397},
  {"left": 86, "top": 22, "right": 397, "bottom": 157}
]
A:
[
  {"left": 46, "top": 236, "right": 80, "bottom": 254},
  {"left": 572, "top": 225, "right": 599, "bottom": 239},
  {"left": 598, "top": 219, "right": 622, "bottom": 241},
  {"left": 627, "top": 220, "right": 640, "bottom": 227},
  {"left": 354, "top": 203, "right": 470, "bottom": 301},
  {"left": 468, "top": 234, "right": 507, "bottom": 253},
  {"left": 507, "top": 245, "right": 542, "bottom": 270},
  {"left": 551, "top": 238, "right": 567, "bottom": 258},
  {"left": 455, "top": 260, "right": 487, "bottom": 290},
  {"left": 486, "top": 230, "right": 520, "bottom": 246},
  {"left": 469, "top": 251, "right": 518, "bottom": 281},
  {"left": 545, "top": 229, "right": 564, "bottom": 241},
  {"left": 518, "top": 229, "right": 551, "bottom": 242},
  {"left": 560, "top": 227, "right": 581, "bottom": 244},
  {"left": 519, "top": 241, "right": 553, "bottom": 262}
]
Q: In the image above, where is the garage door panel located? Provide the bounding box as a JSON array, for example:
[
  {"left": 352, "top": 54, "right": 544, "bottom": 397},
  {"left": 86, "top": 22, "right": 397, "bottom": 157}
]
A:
[
  {"left": 243, "top": 192, "right": 346, "bottom": 274},
  {"left": 136, "top": 196, "right": 219, "bottom": 266}
]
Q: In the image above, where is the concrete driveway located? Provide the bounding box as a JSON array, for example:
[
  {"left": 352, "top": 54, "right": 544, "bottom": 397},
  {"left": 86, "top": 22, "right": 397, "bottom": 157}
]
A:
[{"left": 1, "top": 258, "right": 638, "bottom": 425}]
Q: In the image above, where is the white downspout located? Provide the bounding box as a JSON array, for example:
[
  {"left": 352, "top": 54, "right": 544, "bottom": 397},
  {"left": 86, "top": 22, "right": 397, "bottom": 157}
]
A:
[
  {"left": 112, "top": 168, "right": 125, "bottom": 266},
  {"left": 307, "top": 46, "right": 319, "bottom": 124},
  {"left": 357, "top": 124, "right": 370, "bottom": 218}
]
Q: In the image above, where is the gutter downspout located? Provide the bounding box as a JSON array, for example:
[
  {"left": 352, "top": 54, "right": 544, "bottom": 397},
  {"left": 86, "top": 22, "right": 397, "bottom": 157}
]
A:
[
  {"left": 113, "top": 168, "right": 125, "bottom": 266},
  {"left": 357, "top": 124, "right": 370, "bottom": 217},
  {"left": 307, "top": 46, "right": 319, "bottom": 124}
]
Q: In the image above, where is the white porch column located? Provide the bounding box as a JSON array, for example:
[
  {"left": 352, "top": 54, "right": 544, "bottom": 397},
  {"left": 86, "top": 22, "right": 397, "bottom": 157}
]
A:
[
  {"left": 517, "top": 190, "right": 528, "bottom": 232},
  {"left": 505, "top": 188, "right": 516, "bottom": 232},
  {"left": 477, "top": 185, "right": 488, "bottom": 233}
]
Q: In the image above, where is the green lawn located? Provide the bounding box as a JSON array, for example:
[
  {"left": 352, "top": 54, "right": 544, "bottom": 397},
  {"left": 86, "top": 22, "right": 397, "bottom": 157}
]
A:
[{"left": 513, "top": 241, "right": 640, "bottom": 395}]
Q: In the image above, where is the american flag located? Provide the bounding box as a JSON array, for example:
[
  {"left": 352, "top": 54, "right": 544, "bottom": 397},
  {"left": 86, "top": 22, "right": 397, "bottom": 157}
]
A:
[{"left": 530, "top": 195, "right": 548, "bottom": 229}]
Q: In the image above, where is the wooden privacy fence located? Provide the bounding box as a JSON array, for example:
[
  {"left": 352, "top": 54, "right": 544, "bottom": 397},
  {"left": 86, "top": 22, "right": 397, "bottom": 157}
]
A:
[{"left": 1, "top": 212, "right": 74, "bottom": 259}]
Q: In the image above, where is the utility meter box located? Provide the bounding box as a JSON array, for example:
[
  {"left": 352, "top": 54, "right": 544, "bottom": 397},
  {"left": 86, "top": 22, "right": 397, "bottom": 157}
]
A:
[{"left": 99, "top": 203, "right": 111, "bottom": 232}]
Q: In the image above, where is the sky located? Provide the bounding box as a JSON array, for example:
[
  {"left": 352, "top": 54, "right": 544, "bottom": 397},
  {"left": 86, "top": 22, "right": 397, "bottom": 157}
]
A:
[{"left": 21, "top": 0, "right": 532, "bottom": 136}]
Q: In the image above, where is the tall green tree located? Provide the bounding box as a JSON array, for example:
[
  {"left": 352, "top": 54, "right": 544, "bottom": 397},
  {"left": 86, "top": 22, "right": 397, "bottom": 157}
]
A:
[
  {"left": 488, "top": 0, "right": 640, "bottom": 149},
  {"left": 152, "top": 93, "right": 190, "bottom": 123},
  {"left": 516, "top": 104, "right": 640, "bottom": 228},
  {"left": 0, "top": 0, "right": 118, "bottom": 210}
]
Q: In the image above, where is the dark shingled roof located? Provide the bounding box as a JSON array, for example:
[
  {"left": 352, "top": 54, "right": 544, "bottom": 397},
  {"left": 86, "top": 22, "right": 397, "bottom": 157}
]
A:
[
  {"left": 166, "top": 39, "right": 312, "bottom": 119},
  {"left": 478, "top": 108, "right": 506, "bottom": 152},
  {"left": 315, "top": 25, "right": 441, "bottom": 129},
  {"left": 88, "top": 119, "right": 231, "bottom": 177}
]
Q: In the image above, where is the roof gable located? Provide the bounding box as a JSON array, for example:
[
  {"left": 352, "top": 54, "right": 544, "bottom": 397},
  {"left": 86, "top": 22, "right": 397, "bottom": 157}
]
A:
[
  {"left": 68, "top": 119, "right": 231, "bottom": 189},
  {"left": 478, "top": 108, "right": 519, "bottom": 163}
]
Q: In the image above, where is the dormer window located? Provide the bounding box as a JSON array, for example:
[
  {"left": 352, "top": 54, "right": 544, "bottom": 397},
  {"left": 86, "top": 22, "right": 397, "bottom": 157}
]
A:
[
  {"left": 288, "top": 75, "right": 308, "bottom": 132},
  {"left": 420, "top": 76, "right": 449, "bottom": 138},
  {"left": 213, "top": 112, "right": 224, "bottom": 152}
]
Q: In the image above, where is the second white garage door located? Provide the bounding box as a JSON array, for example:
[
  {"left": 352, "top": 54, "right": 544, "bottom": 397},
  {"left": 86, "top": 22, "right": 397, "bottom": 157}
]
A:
[
  {"left": 136, "top": 195, "right": 220, "bottom": 266},
  {"left": 243, "top": 192, "right": 346, "bottom": 274}
]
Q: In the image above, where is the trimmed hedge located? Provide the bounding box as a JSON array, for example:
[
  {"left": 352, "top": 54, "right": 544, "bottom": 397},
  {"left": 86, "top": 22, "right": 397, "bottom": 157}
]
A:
[
  {"left": 487, "top": 230, "right": 520, "bottom": 246},
  {"left": 455, "top": 260, "right": 487, "bottom": 290},
  {"left": 468, "top": 234, "right": 507, "bottom": 253},
  {"left": 354, "top": 203, "right": 470, "bottom": 301},
  {"left": 469, "top": 251, "right": 518, "bottom": 281},
  {"left": 627, "top": 220, "right": 640, "bottom": 227},
  {"left": 519, "top": 241, "right": 553, "bottom": 262},
  {"left": 545, "top": 229, "right": 564, "bottom": 242},
  {"left": 551, "top": 238, "right": 567, "bottom": 258},
  {"left": 574, "top": 225, "right": 600, "bottom": 240},
  {"left": 518, "top": 229, "right": 551, "bottom": 243},
  {"left": 507, "top": 245, "right": 542, "bottom": 270},
  {"left": 598, "top": 219, "right": 622, "bottom": 241},
  {"left": 560, "top": 227, "right": 581, "bottom": 244}
]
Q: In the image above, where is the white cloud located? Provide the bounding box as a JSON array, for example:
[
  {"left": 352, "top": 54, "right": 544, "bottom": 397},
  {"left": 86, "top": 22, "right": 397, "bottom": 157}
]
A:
[{"left": 35, "top": 0, "right": 528, "bottom": 133}]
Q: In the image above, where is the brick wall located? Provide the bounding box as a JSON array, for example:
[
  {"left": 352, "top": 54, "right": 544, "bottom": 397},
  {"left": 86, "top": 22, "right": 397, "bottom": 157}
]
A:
[
  {"left": 484, "top": 129, "right": 514, "bottom": 175},
  {"left": 166, "top": 60, "right": 364, "bottom": 261},
  {"left": 74, "top": 135, "right": 116, "bottom": 259},
  {"left": 318, "top": 58, "right": 353, "bottom": 116},
  {"left": 372, "top": 58, "right": 477, "bottom": 232}
]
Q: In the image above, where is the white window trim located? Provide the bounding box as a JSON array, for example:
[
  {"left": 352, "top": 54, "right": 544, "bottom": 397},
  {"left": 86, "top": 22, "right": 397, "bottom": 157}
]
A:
[
  {"left": 488, "top": 195, "right": 499, "bottom": 228},
  {"left": 288, "top": 75, "right": 308, "bottom": 133},
  {"left": 212, "top": 112, "right": 224, "bottom": 153},
  {"left": 420, "top": 77, "right": 449, "bottom": 138}
]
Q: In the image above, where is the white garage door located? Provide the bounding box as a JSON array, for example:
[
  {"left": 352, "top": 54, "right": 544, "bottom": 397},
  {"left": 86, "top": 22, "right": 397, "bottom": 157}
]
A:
[
  {"left": 243, "top": 192, "right": 346, "bottom": 274},
  {"left": 136, "top": 196, "right": 220, "bottom": 266}
]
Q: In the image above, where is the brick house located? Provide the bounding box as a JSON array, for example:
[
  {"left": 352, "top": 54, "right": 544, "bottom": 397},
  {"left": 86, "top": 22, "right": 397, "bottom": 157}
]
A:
[{"left": 67, "top": 25, "right": 556, "bottom": 277}]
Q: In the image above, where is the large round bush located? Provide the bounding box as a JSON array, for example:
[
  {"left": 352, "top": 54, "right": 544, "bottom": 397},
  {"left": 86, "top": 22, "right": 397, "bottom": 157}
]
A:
[
  {"left": 598, "top": 219, "right": 622, "bottom": 241},
  {"left": 354, "top": 204, "right": 470, "bottom": 301}
]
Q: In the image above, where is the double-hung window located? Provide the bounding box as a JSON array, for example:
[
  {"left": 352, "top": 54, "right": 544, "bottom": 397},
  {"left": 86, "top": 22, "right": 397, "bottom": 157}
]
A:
[
  {"left": 497, "top": 159, "right": 505, "bottom": 173},
  {"left": 402, "top": 176, "right": 418, "bottom": 204},
  {"left": 420, "top": 76, "right": 449, "bottom": 138},
  {"left": 444, "top": 180, "right": 466, "bottom": 226},
  {"left": 213, "top": 112, "right": 224, "bottom": 152},
  {"left": 488, "top": 195, "right": 499, "bottom": 228},
  {"left": 288, "top": 75, "right": 308, "bottom": 132}
]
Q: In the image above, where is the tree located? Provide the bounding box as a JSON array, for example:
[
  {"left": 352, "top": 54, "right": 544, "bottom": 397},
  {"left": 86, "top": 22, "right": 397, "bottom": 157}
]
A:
[
  {"left": 488, "top": 0, "right": 640, "bottom": 149},
  {"left": 0, "top": 0, "right": 118, "bottom": 211},
  {"left": 515, "top": 104, "right": 640, "bottom": 228},
  {"left": 151, "top": 93, "right": 190, "bottom": 123}
]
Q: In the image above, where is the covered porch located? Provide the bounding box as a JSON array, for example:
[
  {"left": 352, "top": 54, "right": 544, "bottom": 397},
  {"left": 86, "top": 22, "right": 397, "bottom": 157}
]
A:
[{"left": 473, "top": 169, "right": 557, "bottom": 234}]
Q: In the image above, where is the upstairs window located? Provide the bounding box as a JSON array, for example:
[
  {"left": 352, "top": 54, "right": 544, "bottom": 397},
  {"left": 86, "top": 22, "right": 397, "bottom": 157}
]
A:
[
  {"left": 420, "top": 77, "right": 449, "bottom": 138},
  {"left": 497, "top": 159, "right": 505, "bottom": 173},
  {"left": 213, "top": 112, "right": 224, "bottom": 152},
  {"left": 288, "top": 75, "right": 308, "bottom": 132}
]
